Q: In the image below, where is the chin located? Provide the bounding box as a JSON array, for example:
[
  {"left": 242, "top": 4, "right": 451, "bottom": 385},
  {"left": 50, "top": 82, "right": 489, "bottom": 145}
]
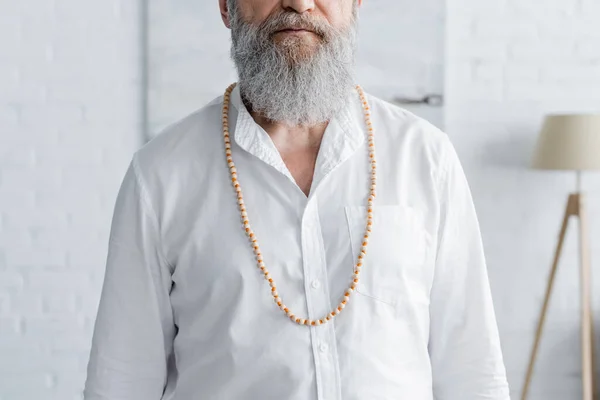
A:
[{"left": 275, "top": 40, "right": 321, "bottom": 64}]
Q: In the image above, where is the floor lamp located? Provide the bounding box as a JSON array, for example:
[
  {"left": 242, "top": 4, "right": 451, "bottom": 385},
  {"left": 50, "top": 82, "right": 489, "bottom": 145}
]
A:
[{"left": 522, "top": 114, "right": 600, "bottom": 400}]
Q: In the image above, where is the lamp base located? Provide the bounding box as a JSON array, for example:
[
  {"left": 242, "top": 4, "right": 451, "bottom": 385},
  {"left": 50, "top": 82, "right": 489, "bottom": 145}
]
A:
[{"left": 521, "top": 192, "right": 596, "bottom": 400}]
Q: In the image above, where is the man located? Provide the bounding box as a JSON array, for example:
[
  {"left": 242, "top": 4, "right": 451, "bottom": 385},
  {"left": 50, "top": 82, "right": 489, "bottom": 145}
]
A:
[{"left": 84, "top": 0, "right": 510, "bottom": 399}]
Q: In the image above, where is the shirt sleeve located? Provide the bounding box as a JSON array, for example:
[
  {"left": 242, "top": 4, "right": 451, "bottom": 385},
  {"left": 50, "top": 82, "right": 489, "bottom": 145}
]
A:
[
  {"left": 84, "top": 156, "right": 176, "bottom": 400},
  {"left": 428, "top": 139, "right": 511, "bottom": 399}
]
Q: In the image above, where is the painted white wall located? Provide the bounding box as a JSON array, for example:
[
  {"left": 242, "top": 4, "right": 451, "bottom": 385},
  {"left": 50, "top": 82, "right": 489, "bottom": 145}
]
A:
[
  {"left": 447, "top": 0, "right": 600, "bottom": 398},
  {"left": 0, "top": 1, "right": 142, "bottom": 399}
]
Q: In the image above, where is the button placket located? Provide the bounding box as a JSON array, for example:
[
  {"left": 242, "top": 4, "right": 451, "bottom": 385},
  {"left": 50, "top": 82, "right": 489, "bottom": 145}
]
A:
[{"left": 301, "top": 199, "right": 342, "bottom": 400}]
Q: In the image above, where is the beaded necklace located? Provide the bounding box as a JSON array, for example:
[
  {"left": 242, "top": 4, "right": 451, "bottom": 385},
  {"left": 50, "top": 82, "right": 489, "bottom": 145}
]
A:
[{"left": 221, "top": 83, "right": 377, "bottom": 325}]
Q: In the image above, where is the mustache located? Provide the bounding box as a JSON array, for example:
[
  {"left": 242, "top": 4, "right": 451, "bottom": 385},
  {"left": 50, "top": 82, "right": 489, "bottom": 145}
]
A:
[{"left": 258, "top": 11, "right": 333, "bottom": 39}]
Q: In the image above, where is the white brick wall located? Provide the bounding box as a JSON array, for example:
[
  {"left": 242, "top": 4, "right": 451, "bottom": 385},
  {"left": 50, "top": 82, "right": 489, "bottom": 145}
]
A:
[
  {"left": 447, "top": 0, "right": 600, "bottom": 399},
  {"left": 0, "top": 1, "right": 141, "bottom": 399}
]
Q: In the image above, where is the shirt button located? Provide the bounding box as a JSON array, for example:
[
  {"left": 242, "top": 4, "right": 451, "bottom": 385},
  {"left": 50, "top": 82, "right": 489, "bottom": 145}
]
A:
[
  {"left": 319, "top": 343, "right": 329, "bottom": 353},
  {"left": 311, "top": 280, "right": 320, "bottom": 289}
]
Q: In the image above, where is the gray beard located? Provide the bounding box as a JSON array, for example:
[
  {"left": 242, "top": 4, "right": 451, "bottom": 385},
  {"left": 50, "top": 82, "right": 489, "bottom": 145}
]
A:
[{"left": 228, "top": 1, "right": 358, "bottom": 126}]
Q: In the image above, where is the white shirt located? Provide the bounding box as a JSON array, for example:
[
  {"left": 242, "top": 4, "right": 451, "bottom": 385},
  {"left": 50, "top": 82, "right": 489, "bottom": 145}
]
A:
[{"left": 84, "top": 85, "right": 510, "bottom": 400}]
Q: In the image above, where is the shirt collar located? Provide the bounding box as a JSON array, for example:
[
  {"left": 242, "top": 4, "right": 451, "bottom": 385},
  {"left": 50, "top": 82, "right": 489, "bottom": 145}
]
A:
[
  {"left": 229, "top": 84, "right": 291, "bottom": 179},
  {"left": 228, "top": 83, "right": 367, "bottom": 195}
]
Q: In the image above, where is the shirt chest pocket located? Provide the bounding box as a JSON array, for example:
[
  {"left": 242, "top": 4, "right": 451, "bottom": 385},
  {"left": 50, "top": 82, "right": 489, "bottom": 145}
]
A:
[{"left": 344, "top": 205, "right": 428, "bottom": 306}]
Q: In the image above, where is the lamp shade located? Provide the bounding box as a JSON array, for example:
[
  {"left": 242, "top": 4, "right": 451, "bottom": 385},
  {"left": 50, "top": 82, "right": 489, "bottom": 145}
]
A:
[{"left": 532, "top": 114, "right": 600, "bottom": 170}]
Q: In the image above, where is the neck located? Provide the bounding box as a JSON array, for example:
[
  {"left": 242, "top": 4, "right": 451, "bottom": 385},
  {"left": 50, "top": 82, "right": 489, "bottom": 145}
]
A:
[{"left": 242, "top": 96, "right": 329, "bottom": 152}]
